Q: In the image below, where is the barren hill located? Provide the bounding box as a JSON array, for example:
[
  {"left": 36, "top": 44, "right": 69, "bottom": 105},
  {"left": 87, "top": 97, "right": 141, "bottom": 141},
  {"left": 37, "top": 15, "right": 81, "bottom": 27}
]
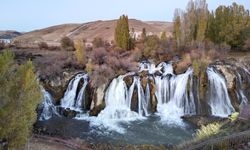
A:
[
  {"left": 0, "top": 30, "right": 22, "bottom": 39},
  {"left": 14, "top": 19, "right": 173, "bottom": 47}
]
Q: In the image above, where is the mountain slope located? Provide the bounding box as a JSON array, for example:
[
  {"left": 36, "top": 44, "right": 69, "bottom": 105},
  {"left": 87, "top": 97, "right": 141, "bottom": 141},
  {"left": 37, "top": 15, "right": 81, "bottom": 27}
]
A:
[{"left": 14, "top": 19, "right": 173, "bottom": 47}]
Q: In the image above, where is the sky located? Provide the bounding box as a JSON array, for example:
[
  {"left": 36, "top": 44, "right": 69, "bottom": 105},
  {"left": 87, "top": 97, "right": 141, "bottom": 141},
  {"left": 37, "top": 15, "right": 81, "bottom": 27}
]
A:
[{"left": 1, "top": 0, "right": 249, "bottom": 32}]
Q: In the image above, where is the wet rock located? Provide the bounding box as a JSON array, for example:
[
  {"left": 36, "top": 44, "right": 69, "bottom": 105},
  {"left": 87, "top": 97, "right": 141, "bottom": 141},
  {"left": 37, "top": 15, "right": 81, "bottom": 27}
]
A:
[
  {"left": 182, "top": 115, "right": 229, "bottom": 127},
  {"left": 131, "top": 84, "right": 139, "bottom": 112},
  {"left": 62, "top": 108, "right": 77, "bottom": 118},
  {"left": 39, "top": 71, "right": 81, "bottom": 104},
  {"left": 149, "top": 78, "right": 157, "bottom": 112},
  {"left": 123, "top": 75, "right": 133, "bottom": 87},
  {"left": 89, "top": 84, "right": 106, "bottom": 116}
]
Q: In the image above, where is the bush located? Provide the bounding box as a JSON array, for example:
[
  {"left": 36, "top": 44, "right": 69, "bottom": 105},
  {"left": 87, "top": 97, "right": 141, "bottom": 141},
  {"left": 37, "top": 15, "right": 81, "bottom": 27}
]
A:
[
  {"left": 195, "top": 123, "right": 222, "bottom": 141},
  {"left": 38, "top": 42, "right": 48, "bottom": 49},
  {"left": 0, "top": 40, "right": 5, "bottom": 50},
  {"left": 143, "top": 35, "right": 160, "bottom": 58},
  {"left": 91, "top": 47, "right": 108, "bottom": 65},
  {"left": 92, "top": 37, "right": 104, "bottom": 48},
  {"left": 91, "top": 65, "right": 115, "bottom": 88},
  {"left": 60, "top": 36, "right": 74, "bottom": 51},
  {"left": 0, "top": 50, "right": 42, "bottom": 148}
]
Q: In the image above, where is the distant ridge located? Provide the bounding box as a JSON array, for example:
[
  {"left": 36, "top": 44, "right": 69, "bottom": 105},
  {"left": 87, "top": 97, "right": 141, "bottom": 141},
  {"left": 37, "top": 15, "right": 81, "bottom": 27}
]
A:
[{"left": 13, "top": 19, "right": 173, "bottom": 47}]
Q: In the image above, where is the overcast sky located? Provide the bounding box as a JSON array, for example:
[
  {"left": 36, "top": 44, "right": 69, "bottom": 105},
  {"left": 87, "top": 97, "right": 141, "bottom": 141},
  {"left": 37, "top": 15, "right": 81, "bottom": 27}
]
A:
[{"left": 1, "top": 0, "right": 249, "bottom": 32}]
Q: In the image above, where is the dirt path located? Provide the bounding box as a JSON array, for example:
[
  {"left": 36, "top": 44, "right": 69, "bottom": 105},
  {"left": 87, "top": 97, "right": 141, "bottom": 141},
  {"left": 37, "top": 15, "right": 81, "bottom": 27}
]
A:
[{"left": 25, "top": 135, "right": 92, "bottom": 150}]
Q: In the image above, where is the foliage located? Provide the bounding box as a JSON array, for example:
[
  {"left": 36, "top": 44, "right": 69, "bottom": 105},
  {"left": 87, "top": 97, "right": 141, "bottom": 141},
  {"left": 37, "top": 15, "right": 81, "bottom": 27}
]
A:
[
  {"left": 114, "top": 15, "right": 132, "bottom": 50},
  {"left": 60, "top": 36, "right": 74, "bottom": 51},
  {"left": 143, "top": 35, "right": 160, "bottom": 58},
  {"left": 92, "top": 37, "right": 104, "bottom": 48},
  {"left": 0, "top": 40, "right": 5, "bottom": 50},
  {"left": 229, "top": 112, "right": 239, "bottom": 122},
  {"left": 0, "top": 50, "right": 42, "bottom": 148},
  {"left": 74, "top": 40, "right": 86, "bottom": 65},
  {"left": 195, "top": 122, "right": 222, "bottom": 141},
  {"left": 206, "top": 3, "right": 250, "bottom": 50},
  {"left": 160, "top": 31, "right": 167, "bottom": 41}
]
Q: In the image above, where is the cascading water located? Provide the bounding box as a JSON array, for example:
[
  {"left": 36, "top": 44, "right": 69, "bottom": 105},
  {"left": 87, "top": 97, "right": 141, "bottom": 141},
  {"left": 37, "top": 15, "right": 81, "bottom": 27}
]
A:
[
  {"left": 236, "top": 72, "right": 248, "bottom": 106},
  {"left": 61, "top": 73, "right": 88, "bottom": 110},
  {"left": 207, "top": 67, "right": 235, "bottom": 117},
  {"left": 39, "top": 88, "right": 60, "bottom": 121},
  {"left": 155, "top": 65, "right": 196, "bottom": 125}
]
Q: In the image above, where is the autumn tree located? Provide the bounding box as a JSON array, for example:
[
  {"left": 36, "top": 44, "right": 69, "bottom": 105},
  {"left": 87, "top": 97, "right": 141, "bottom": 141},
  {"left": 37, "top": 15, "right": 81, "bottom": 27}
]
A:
[
  {"left": 0, "top": 50, "right": 42, "bottom": 148},
  {"left": 172, "top": 0, "right": 209, "bottom": 49},
  {"left": 114, "top": 15, "right": 131, "bottom": 50},
  {"left": 74, "top": 40, "right": 86, "bottom": 65}
]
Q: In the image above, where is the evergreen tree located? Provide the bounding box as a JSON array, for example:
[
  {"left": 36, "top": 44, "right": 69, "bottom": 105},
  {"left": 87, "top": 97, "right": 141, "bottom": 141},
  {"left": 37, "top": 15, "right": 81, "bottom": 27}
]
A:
[
  {"left": 0, "top": 50, "right": 42, "bottom": 148},
  {"left": 114, "top": 15, "right": 131, "bottom": 50}
]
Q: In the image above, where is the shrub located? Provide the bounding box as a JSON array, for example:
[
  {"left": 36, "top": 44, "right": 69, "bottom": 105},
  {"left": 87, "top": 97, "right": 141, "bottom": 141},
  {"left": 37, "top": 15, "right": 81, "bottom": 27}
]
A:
[
  {"left": 0, "top": 50, "right": 42, "bottom": 148},
  {"left": 143, "top": 35, "right": 160, "bottom": 58},
  {"left": 74, "top": 40, "right": 86, "bottom": 65},
  {"left": 92, "top": 37, "right": 104, "bottom": 48},
  {"left": 0, "top": 40, "right": 5, "bottom": 50},
  {"left": 195, "top": 123, "right": 222, "bottom": 141},
  {"left": 38, "top": 42, "right": 48, "bottom": 49},
  {"left": 60, "top": 36, "right": 74, "bottom": 51},
  {"left": 91, "top": 65, "right": 115, "bottom": 88},
  {"left": 91, "top": 47, "right": 108, "bottom": 65}
]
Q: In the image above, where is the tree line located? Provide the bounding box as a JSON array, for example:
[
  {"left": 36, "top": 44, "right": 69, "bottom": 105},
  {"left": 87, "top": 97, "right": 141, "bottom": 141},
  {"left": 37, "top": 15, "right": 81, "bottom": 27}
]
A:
[{"left": 173, "top": 0, "right": 250, "bottom": 51}]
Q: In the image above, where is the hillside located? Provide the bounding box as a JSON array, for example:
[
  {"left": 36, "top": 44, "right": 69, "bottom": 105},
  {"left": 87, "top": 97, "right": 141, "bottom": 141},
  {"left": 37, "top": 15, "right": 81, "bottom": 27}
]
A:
[
  {"left": 13, "top": 19, "right": 173, "bottom": 47},
  {"left": 0, "top": 30, "right": 22, "bottom": 39}
]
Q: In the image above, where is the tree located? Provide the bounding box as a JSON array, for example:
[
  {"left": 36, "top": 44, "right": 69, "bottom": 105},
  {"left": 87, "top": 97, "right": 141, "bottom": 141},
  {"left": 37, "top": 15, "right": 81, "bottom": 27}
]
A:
[
  {"left": 143, "top": 35, "right": 160, "bottom": 58},
  {"left": 141, "top": 28, "right": 147, "bottom": 42},
  {"left": 74, "top": 40, "right": 86, "bottom": 65},
  {"left": 172, "top": 0, "right": 209, "bottom": 49},
  {"left": 0, "top": 50, "right": 42, "bottom": 148},
  {"left": 114, "top": 15, "right": 131, "bottom": 50},
  {"left": 60, "top": 36, "right": 74, "bottom": 51},
  {"left": 173, "top": 9, "right": 183, "bottom": 49},
  {"left": 92, "top": 37, "right": 104, "bottom": 48},
  {"left": 160, "top": 31, "right": 167, "bottom": 41}
]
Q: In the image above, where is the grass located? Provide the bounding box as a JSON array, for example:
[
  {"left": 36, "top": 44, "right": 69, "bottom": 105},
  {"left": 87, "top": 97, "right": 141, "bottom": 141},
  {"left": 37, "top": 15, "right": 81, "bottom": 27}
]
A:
[{"left": 195, "top": 122, "right": 222, "bottom": 141}]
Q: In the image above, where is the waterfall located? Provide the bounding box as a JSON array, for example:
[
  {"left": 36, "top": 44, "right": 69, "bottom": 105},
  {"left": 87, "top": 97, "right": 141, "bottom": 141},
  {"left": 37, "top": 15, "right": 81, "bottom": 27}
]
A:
[
  {"left": 98, "top": 75, "right": 139, "bottom": 120},
  {"left": 134, "top": 76, "right": 150, "bottom": 116},
  {"left": 236, "top": 72, "right": 248, "bottom": 106},
  {"left": 61, "top": 73, "right": 88, "bottom": 110},
  {"left": 155, "top": 67, "right": 196, "bottom": 125},
  {"left": 39, "top": 88, "right": 60, "bottom": 121},
  {"left": 207, "top": 67, "right": 235, "bottom": 117}
]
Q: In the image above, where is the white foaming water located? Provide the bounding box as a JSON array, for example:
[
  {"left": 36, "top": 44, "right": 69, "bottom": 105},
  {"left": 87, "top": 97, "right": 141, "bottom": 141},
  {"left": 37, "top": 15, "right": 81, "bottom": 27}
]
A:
[
  {"left": 90, "top": 75, "right": 143, "bottom": 133},
  {"left": 155, "top": 67, "right": 195, "bottom": 126},
  {"left": 207, "top": 67, "right": 235, "bottom": 117},
  {"left": 236, "top": 73, "right": 248, "bottom": 106},
  {"left": 61, "top": 73, "right": 88, "bottom": 110},
  {"left": 139, "top": 61, "right": 162, "bottom": 74},
  {"left": 157, "top": 62, "right": 174, "bottom": 75},
  {"left": 39, "top": 88, "right": 60, "bottom": 121},
  {"left": 134, "top": 76, "right": 150, "bottom": 116}
]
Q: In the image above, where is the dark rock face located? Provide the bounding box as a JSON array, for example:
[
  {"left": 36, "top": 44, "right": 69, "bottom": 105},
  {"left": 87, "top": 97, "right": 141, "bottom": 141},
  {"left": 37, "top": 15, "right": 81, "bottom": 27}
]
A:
[
  {"left": 39, "top": 71, "right": 80, "bottom": 104},
  {"left": 149, "top": 77, "right": 157, "bottom": 113}
]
